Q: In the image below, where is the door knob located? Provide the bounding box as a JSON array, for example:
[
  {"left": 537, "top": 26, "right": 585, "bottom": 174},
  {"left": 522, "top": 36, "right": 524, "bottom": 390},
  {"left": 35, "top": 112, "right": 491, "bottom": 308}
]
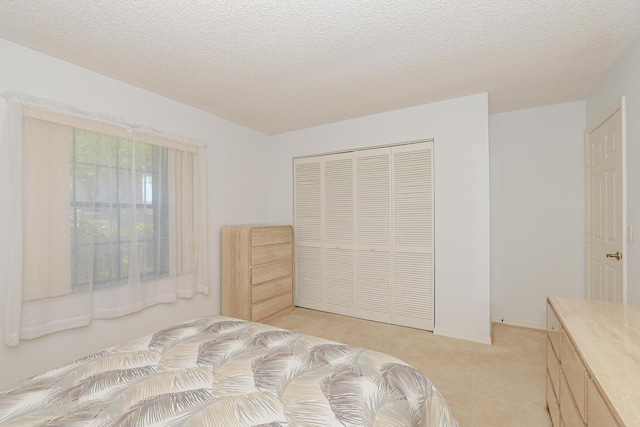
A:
[{"left": 606, "top": 251, "right": 622, "bottom": 261}]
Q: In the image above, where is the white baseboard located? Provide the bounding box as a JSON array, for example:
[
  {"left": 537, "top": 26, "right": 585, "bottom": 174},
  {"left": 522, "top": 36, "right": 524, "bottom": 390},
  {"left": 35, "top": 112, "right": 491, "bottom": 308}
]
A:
[
  {"left": 491, "top": 316, "right": 545, "bottom": 330},
  {"left": 433, "top": 328, "right": 492, "bottom": 345}
]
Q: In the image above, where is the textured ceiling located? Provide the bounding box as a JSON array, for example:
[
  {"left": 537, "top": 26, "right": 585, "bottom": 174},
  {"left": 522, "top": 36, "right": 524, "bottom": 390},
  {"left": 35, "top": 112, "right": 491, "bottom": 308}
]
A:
[{"left": 1, "top": 1, "right": 639, "bottom": 135}]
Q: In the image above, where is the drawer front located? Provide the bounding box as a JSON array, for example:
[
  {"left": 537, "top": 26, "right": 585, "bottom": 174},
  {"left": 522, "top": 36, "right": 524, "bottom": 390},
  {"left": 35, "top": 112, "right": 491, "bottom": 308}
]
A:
[
  {"left": 547, "top": 336, "right": 560, "bottom": 398},
  {"left": 547, "top": 300, "right": 562, "bottom": 358},
  {"left": 561, "top": 330, "right": 587, "bottom": 423},
  {"left": 560, "top": 371, "right": 585, "bottom": 427},
  {"left": 547, "top": 372, "right": 560, "bottom": 427},
  {"left": 251, "top": 227, "right": 293, "bottom": 247},
  {"left": 252, "top": 276, "right": 293, "bottom": 304},
  {"left": 252, "top": 292, "right": 293, "bottom": 321},
  {"left": 587, "top": 379, "right": 619, "bottom": 427},
  {"left": 251, "top": 261, "right": 293, "bottom": 285},
  {"left": 251, "top": 242, "right": 292, "bottom": 266}
]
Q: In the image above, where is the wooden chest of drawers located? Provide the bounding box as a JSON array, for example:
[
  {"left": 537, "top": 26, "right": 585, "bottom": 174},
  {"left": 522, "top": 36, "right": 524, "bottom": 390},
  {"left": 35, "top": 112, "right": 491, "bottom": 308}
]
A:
[
  {"left": 221, "top": 225, "right": 294, "bottom": 322},
  {"left": 546, "top": 297, "right": 633, "bottom": 427}
]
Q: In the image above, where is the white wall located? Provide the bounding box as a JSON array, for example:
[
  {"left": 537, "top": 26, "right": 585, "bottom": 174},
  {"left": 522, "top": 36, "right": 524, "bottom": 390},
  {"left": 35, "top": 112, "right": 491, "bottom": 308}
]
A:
[
  {"left": 490, "top": 101, "right": 586, "bottom": 328},
  {"left": 586, "top": 34, "right": 640, "bottom": 305},
  {"left": 268, "top": 93, "right": 492, "bottom": 344},
  {"left": 0, "top": 39, "right": 270, "bottom": 386}
]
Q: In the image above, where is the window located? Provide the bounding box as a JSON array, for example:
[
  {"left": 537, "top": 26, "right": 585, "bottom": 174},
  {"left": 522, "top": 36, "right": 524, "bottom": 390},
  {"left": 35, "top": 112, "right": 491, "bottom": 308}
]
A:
[
  {"left": 70, "top": 130, "right": 170, "bottom": 290},
  {"left": 0, "top": 94, "right": 209, "bottom": 346}
]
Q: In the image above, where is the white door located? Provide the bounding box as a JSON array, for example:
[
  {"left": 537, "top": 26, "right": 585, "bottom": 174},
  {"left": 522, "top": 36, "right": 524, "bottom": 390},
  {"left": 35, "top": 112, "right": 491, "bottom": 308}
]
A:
[
  {"left": 323, "top": 152, "right": 355, "bottom": 316},
  {"left": 355, "top": 147, "right": 392, "bottom": 323},
  {"left": 392, "top": 142, "right": 434, "bottom": 330},
  {"left": 293, "top": 157, "right": 323, "bottom": 309},
  {"left": 586, "top": 100, "right": 626, "bottom": 303}
]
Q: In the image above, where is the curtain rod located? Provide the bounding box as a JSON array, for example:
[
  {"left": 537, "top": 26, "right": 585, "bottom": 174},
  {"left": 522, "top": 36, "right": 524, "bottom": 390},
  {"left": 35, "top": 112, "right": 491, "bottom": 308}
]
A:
[{"left": 1, "top": 90, "right": 207, "bottom": 149}]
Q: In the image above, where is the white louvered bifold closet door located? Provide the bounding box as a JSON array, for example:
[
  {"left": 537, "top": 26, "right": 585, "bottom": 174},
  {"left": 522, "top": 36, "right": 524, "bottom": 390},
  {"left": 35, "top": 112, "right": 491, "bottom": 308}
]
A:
[
  {"left": 293, "top": 157, "right": 323, "bottom": 310},
  {"left": 355, "top": 148, "right": 392, "bottom": 323},
  {"left": 293, "top": 140, "right": 434, "bottom": 331},
  {"left": 392, "top": 142, "right": 434, "bottom": 330},
  {"left": 323, "top": 152, "right": 355, "bottom": 316}
]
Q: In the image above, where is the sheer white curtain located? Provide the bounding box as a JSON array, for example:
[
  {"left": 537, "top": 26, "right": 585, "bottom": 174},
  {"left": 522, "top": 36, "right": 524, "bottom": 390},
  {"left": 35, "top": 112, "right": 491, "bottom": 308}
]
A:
[{"left": 0, "top": 92, "right": 209, "bottom": 346}]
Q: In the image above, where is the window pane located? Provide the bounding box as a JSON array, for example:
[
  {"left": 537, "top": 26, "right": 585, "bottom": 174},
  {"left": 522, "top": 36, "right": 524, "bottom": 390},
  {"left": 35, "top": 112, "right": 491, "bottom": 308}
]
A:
[
  {"left": 74, "top": 130, "right": 96, "bottom": 164},
  {"left": 120, "top": 244, "right": 130, "bottom": 279},
  {"left": 74, "top": 208, "right": 119, "bottom": 245},
  {"left": 95, "top": 165, "right": 117, "bottom": 203},
  {"left": 121, "top": 208, "right": 141, "bottom": 242},
  {"left": 74, "top": 130, "right": 119, "bottom": 166},
  {"left": 118, "top": 169, "right": 134, "bottom": 204},
  {"left": 119, "top": 169, "right": 154, "bottom": 205},
  {"left": 74, "top": 164, "right": 122, "bottom": 204},
  {"left": 93, "top": 243, "right": 120, "bottom": 283},
  {"left": 136, "top": 143, "right": 154, "bottom": 171},
  {"left": 74, "top": 164, "right": 95, "bottom": 203},
  {"left": 72, "top": 245, "right": 92, "bottom": 287},
  {"left": 118, "top": 139, "right": 133, "bottom": 168},
  {"left": 91, "top": 207, "right": 119, "bottom": 243},
  {"left": 142, "top": 173, "right": 153, "bottom": 204},
  {"left": 135, "top": 171, "right": 145, "bottom": 204},
  {"left": 138, "top": 241, "right": 155, "bottom": 276},
  {"left": 94, "top": 133, "right": 119, "bottom": 166},
  {"left": 119, "top": 209, "right": 131, "bottom": 241},
  {"left": 159, "top": 238, "right": 170, "bottom": 276},
  {"left": 138, "top": 207, "right": 154, "bottom": 237},
  {"left": 75, "top": 208, "right": 96, "bottom": 244}
]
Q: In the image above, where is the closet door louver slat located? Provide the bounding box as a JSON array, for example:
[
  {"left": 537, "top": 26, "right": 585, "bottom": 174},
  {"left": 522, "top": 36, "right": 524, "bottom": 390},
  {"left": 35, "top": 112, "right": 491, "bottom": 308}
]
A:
[
  {"left": 294, "top": 158, "right": 323, "bottom": 309},
  {"left": 355, "top": 148, "right": 392, "bottom": 323},
  {"left": 392, "top": 143, "right": 434, "bottom": 329},
  {"left": 323, "top": 153, "right": 355, "bottom": 316}
]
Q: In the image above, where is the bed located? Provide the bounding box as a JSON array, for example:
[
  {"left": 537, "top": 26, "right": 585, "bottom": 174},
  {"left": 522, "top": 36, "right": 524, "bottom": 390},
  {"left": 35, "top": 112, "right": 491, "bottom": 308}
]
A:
[{"left": 0, "top": 316, "right": 459, "bottom": 426}]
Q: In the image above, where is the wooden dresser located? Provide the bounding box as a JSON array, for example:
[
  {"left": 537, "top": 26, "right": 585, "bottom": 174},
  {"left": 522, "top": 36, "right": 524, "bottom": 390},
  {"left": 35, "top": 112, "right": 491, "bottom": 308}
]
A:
[
  {"left": 546, "top": 296, "right": 640, "bottom": 427},
  {"left": 221, "top": 225, "right": 294, "bottom": 322}
]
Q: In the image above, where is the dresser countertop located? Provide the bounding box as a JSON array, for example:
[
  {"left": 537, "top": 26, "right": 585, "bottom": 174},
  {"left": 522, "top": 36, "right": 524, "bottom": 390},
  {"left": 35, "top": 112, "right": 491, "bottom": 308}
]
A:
[{"left": 548, "top": 296, "right": 640, "bottom": 426}]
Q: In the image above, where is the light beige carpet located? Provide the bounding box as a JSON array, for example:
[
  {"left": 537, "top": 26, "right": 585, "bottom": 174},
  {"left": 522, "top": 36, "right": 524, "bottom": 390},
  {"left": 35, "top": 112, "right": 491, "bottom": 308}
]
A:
[{"left": 265, "top": 308, "right": 552, "bottom": 427}]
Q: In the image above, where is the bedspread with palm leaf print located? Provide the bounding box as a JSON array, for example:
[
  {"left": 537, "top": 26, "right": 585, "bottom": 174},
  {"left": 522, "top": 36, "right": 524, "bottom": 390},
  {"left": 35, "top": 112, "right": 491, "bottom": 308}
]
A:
[{"left": 0, "top": 316, "right": 459, "bottom": 426}]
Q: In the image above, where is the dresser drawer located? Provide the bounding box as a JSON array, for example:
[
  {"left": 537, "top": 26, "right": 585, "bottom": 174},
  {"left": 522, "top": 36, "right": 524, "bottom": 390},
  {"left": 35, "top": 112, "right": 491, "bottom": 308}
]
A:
[
  {"left": 251, "top": 227, "right": 293, "bottom": 246},
  {"left": 252, "top": 276, "right": 293, "bottom": 304},
  {"left": 251, "top": 242, "right": 292, "bottom": 266},
  {"left": 561, "top": 330, "right": 587, "bottom": 423},
  {"left": 560, "top": 371, "right": 585, "bottom": 427},
  {"left": 547, "top": 372, "right": 560, "bottom": 427},
  {"left": 547, "top": 300, "right": 562, "bottom": 358},
  {"left": 252, "top": 292, "right": 293, "bottom": 321},
  {"left": 547, "top": 336, "right": 560, "bottom": 399},
  {"left": 251, "top": 261, "right": 293, "bottom": 285},
  {"left": 587, "top": 379, "right": 619, "bottom": 427}
]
